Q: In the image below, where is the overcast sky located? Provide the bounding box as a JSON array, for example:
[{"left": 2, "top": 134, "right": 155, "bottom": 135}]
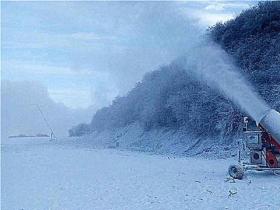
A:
[{"left": 2, "top": 1, "right": 253, "bottom": 110}]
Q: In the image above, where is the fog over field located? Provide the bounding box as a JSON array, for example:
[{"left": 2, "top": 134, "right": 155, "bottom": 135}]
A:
[{"left": 2, "top": 80, "right": 94, "bottom": 139}]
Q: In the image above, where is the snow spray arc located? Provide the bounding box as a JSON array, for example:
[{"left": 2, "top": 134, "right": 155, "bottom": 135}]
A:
[{"left": 177, "top": 40, "right": 270, "bottom": 124}]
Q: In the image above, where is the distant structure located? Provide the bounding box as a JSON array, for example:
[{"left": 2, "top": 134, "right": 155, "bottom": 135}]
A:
[{"left": 33, "top": 104, "right": 57, "bottom": 141}]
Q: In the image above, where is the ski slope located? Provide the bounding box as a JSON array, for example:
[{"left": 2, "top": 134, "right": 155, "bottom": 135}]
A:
[{"left": 1, "top": 137, "right": 279, "bottom": 210}]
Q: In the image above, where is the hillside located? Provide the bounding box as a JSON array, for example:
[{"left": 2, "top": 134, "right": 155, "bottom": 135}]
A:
[
  {"left": 209, "top": 1, "right": 280, "bottom": 108},
  {"left": 70, "top": 2, "right": 280, "bottom": 154}
]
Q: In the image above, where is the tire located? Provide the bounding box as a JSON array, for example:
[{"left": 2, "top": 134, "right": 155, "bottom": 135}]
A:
[{"left": 228, "top": 165, "right": 244, "bottom": 179}]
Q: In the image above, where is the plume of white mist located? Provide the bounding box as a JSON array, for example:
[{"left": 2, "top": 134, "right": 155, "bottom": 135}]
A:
[{"left": 177, "top": 40, "right": 270, "bottom": 123}]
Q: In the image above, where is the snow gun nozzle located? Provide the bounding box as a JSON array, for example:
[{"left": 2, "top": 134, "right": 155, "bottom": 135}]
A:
[{"left": 258, "top": 109, "right": 280, "bottom": 145}]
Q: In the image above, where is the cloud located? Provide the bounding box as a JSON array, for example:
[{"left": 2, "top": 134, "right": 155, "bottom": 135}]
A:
[
  {"left": 178, "top": 1, "right": 252, "bottom": 27},
  {"left": 2, "top": 60, "right": 92, "bottom": 77},
  {"left": 2, "top": 1, "right": 251, "bottom": 112},
  {"left": 48, "top": 88, "right": 92, "bottom": 109},
  {"left": 189, "top": 10, "right": 234, "bottom": 26},
  {"left": 2, "top": 31, "right": 114, "bottom": 50},
  {"left": 204, "top": 2, "right": 251, "bottom": 11},
  {"left": 3, "top": 2, "right": 204, "bottom": 108},
  {"left": 71, "top": 32, "right": 116, "bottom": 41},
  {"left": 2, "top": 60, "right": 120, "bottom": 109}
]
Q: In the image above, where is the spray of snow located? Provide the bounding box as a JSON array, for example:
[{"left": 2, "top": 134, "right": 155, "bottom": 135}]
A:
[{"left": 178, "top": 40, "right": 270, "bottom": 123}]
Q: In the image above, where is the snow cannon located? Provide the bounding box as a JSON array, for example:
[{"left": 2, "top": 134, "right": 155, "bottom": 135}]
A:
[
  {"left": 228, "top": 109, "right": 280, "bottom": 179},
  {"left": 259, "top": 109, "right": 280, "bottom": 146}
]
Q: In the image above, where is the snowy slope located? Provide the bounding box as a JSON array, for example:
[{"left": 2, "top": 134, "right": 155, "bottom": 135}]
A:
[
  {"left": 2, "top": 137, "right": 279, "bottom": 210},
  {"left": 78, "top": 123, "right": 238, "bottom": 158}
]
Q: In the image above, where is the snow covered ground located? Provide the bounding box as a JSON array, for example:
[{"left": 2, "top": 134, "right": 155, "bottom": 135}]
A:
[{"left": 1, "top": 137, "right": 280, "bottom": 210}]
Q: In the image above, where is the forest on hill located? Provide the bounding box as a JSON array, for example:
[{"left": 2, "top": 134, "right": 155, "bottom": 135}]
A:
[{"left": 70, "top": 2, "right": 280, "bottom": 147}]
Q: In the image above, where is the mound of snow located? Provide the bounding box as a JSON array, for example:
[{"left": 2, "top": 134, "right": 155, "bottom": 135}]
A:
[{"left": 76, "top": 123, "right": 238, "bottom": 158}]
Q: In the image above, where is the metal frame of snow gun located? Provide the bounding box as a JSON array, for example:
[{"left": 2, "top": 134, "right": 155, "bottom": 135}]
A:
[
  {"left": 229, "top": 109, "right": 280, "bottom": 179},
  {"left": 243, "top": 163, "right": 280, "bottom": 171},
  {"left": 229, "top": 162, "right": 280, "bottom": 180}
]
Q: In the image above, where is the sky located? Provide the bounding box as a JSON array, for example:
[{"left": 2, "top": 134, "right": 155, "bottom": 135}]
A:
[{"left": 2, "top": 1, "right": 253, "bottom": 110}]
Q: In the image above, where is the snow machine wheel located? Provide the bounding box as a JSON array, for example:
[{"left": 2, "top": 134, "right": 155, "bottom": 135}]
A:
[{"left": 228, "top": 165, "right": 244, "bottom": 180}]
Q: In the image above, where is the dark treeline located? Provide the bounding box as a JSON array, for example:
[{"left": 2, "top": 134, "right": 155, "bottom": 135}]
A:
[{"left": 209, "top": 1, "right": 280, "bottom": 105}]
